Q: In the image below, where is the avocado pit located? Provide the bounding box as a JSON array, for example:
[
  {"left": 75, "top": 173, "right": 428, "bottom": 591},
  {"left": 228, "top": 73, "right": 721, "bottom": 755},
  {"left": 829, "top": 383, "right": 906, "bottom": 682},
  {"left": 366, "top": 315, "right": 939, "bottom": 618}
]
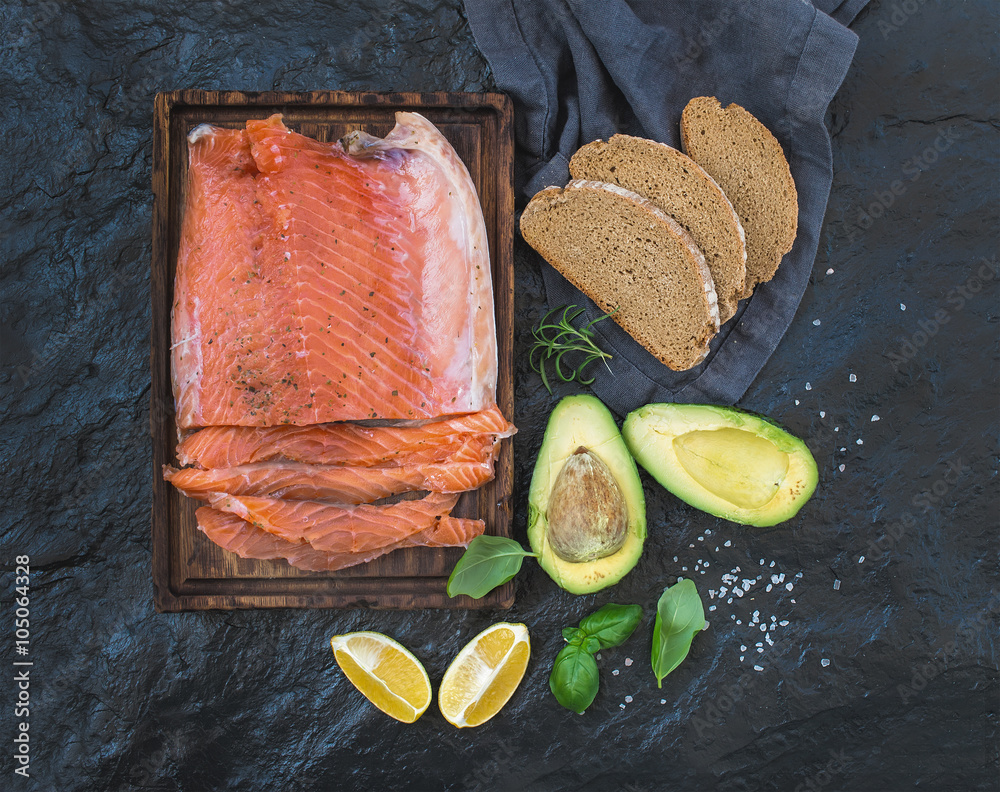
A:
[{"left": 547, "top": 447, "right": 629, "bottom": 563}]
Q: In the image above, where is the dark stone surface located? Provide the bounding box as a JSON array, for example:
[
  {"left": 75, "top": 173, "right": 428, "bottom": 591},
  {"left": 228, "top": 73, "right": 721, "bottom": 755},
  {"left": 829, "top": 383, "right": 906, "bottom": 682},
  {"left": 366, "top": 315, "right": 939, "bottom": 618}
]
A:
[{"left": 1, "top": 1, "right": 997, "bottom": 790}]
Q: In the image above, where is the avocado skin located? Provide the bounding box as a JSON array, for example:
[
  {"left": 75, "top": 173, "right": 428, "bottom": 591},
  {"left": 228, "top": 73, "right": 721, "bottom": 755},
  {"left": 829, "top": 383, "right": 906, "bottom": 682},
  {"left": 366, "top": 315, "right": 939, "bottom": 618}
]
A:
[
  {"left": 622, "top": 403, "right": 818, "bottom": 527},
  {"left": 528, "top": 395, "right": 646, "bottom": 594}
]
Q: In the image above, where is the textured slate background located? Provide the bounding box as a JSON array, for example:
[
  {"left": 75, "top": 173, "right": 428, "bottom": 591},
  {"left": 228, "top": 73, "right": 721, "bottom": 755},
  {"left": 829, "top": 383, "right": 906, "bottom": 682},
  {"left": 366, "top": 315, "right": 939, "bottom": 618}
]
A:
[{"left": 1, "top": 1, "right": 997, "bottom": 790}]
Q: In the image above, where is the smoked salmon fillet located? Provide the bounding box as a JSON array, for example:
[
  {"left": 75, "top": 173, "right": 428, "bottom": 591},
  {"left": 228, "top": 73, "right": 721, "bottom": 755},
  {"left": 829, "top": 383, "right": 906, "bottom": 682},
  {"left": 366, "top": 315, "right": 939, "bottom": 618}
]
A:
[
  {"left": 164, "top": 458, "right": 496, "bottom": 503},
  {"left": 206, "top": 491, "right": 477, "bottom": 554},
  {"left": 175, "top": 405, "right": 514, "bottom": 468},
  {"left": 171, "top": 112, "right": 496, "bottom": 428},
  {"left": 195, "top": 506, "right": 484, "bottom": 572}
]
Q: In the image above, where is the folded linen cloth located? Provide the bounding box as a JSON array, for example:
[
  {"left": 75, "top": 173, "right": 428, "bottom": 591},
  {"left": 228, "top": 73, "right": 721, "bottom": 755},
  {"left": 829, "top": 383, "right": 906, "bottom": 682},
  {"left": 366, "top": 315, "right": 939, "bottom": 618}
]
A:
[{"left": 464, "top": 0, "right": 868, "bottom": 411}]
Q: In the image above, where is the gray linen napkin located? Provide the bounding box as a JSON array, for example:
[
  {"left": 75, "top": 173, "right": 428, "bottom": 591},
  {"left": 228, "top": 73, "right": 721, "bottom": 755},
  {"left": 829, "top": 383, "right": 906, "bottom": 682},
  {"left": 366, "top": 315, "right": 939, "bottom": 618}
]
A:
[{"left": 463, "top": 0, "right": 867, "bottom": 411}]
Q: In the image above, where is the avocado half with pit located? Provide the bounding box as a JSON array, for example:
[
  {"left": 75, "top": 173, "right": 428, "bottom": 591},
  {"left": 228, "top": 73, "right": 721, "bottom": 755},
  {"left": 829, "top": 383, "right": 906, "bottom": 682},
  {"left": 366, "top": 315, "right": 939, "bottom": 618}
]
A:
[
  {"left": 622, "top": 404, "right": 817, "bottom": 527},
  {"left": 528, "top": 395, "right": 646, "bottom": 594}
]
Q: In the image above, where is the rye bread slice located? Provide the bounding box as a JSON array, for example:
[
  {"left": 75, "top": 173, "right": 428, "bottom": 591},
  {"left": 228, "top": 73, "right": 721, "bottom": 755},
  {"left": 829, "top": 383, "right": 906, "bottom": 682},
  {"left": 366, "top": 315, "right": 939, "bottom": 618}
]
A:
[
  {"left": 570, "top": 134, "right": 747, "bottom": 323},
  {"left": 680, "top": 96, "right": 798, "bottom": 293},
  {"left": 520, "top": 179, "right": 720, "bottom": 371}
]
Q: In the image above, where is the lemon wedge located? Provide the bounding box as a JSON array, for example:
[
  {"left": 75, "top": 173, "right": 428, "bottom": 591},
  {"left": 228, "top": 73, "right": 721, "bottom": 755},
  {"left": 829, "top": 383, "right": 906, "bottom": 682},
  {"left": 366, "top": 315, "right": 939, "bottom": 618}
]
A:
[
  {"left": 330, "top": 631, "right": 432, "bottom": 724},
  {"left": 438, "top": 622, "right": 530, "bottom": 728}
]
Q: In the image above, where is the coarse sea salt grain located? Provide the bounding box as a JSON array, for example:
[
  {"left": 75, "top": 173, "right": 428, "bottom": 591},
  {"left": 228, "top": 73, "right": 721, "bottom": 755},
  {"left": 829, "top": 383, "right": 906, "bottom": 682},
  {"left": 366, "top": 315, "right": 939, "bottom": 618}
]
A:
[
  {"left": 709, "top": 605, "right": 717, "bottom": 612},
  {"left": 805, "top": 382, "right": 812, "bottom": 391},
  {"left": 620, "top": 703, "right": 626, "bottom": 710},
  {"left": 660, "top": 699, "right": 666, "bottom": 705},
  {"left": 827, "top": 268, "right": 834, "bottom": 275},
  {"left": 765, "top": 634, "right": 774, "bottom": 646},
  {"left": 849, "top": 373, "right": 857, "bottom": 382},
  {"left": 834, "top": 579, "right": 841, "bottom": 590},
  {"left": 625, "top": 695, "right": 633, "bottom": 703},
  {"left": 795, "top": 399, "right": 800, "bottom": 405},
  {"left": 624, "top": 658, "right": 633, "bottom": 667},
  {"left": 859, "top": 556, "right": 865, "bottom": 563},
  {"left": 754, "top": 665, "right": 764, "bottom": 672},
  {"left": 839, "top": 464, "right": 846, "bottom": 472},
  {"left": 821, "top": 659, "right": 831, "bottom": 667},
  {"left": 741, "top": 645, "right": 747, "bottom": 651},
  {"left": 813, "top": 319, "right": 821, "bottom": 326},
  {"left": 725, "top": 540, "right": 732, "bottom": 547},
  {"left": 766, "top": 584, "right": 773, "bottom": 592},
  {"left": 612, "top": 669, "right": 620, "bottom": 676},
  {"left": 820, "top": 411, "right": 826, "bottom": 418},
  {"left": 857, "top": 439, "right": 864, "bottom": 445},
  {"left": 900, "top": 303, "right": 906, "bottom": 310},
  {"left": 871, "top": 415, "right": 880, "bottom": 422},
  {"left": 785, "top": 583, "right": 794, "bottom": 591}
]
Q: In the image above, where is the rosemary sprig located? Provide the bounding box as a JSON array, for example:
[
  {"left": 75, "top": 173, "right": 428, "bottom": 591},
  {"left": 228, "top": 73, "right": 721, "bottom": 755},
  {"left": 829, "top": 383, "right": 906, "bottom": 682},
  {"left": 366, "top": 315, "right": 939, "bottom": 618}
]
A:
[{"left": 529, "top": 305, "right": 615, "bottom": 394}]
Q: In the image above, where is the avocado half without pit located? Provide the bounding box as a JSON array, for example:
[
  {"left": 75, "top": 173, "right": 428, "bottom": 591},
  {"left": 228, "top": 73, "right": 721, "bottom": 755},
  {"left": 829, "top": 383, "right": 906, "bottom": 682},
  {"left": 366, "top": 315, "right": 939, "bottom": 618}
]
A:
[
  {"left": 528, "top": 395, "right": 646, "bottom": 594},
  {"left": 622, "top": 404, "right": 818, "bottom": 527}
]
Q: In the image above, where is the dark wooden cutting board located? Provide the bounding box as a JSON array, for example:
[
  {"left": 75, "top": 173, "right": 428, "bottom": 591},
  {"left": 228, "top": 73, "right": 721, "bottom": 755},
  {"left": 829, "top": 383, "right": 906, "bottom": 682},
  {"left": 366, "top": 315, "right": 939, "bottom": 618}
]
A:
[{"left": 151, "top": 90, "right": 515, "bottom": 611}]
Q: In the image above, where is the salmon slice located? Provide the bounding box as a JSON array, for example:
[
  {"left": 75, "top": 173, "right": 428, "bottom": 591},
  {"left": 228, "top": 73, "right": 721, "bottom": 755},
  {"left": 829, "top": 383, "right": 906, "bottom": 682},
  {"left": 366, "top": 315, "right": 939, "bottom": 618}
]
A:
[
  {"left": 175, "top": 404, "right": 514, "bottom": 468},
  {"left": 196, "top": 506, "right": 484, "bottom": 572},
  {"left": 165, "top": 457, "right": 495, "bottom": 502},
  {"left": 206, "top": 491, "right": 471, "bottom": 554},
  {"left": 171, "top": 112, "right": 495, "bottom": 428}
]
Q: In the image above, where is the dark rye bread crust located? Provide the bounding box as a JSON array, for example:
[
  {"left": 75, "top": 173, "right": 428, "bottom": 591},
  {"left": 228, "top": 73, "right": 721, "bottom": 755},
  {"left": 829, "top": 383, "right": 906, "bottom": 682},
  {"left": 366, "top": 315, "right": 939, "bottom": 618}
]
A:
[
  {"left": 680, "top": 96, "right": 798, "bottom": 294},
  {"left": 520, "top": 179, "right": 720, "bottom": 371},
  {"left": 570, "top": 134, "right": 747, "bottom": 323}
]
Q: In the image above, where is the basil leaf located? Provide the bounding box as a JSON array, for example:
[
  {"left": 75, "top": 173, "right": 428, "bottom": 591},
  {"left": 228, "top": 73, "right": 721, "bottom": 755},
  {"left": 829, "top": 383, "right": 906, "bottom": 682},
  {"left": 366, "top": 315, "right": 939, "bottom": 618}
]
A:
[
  {"left": 583, "top": 635, "right": 601, "bottom": 655},
  {"left": 562, "top": 627, "right": 585, "bottom": 644},
  {"left": 446, "top": 535, "right": 537, "bottom": 599},
  {"left": 578, "top": 602, "right": 643, "bottom": 649},
  {"left": 549, "top": 645, "right": 600, "bottom": 714},
  {"left": 651, "top": 579, "right": 706, "bottom": 688}
]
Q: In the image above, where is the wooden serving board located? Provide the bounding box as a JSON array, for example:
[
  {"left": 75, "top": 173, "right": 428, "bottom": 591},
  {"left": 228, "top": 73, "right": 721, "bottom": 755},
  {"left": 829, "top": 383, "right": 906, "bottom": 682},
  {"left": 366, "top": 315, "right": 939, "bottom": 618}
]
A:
[{"left": 151, "top": 90, "right": 515, "bottom": 611}]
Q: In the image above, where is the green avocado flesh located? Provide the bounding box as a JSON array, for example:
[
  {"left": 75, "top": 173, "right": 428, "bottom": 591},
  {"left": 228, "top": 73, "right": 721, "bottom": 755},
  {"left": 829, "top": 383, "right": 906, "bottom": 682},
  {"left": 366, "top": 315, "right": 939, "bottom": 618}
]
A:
[
  {"left": 528, "top": 395, "right": 646, "bottom": 594},
  {"left": 623, "top": 404, "right": 817, "bottom": 527}
]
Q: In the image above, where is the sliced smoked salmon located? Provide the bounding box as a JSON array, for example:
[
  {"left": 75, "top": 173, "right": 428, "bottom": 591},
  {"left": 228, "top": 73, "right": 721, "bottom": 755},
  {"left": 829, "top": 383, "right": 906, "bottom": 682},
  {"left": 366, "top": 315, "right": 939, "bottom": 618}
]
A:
[
  {"left": 172, "top": 112, "right": 495, "bottom": 429},
  {"left": 206, "top": 491, "right": 476, "bottom": 554},
  {"left": 175, "top": 405, "right": 514, "bottom": 468},
  {"left": 165, "top": 457, "right": 495, "bottom": 503},
  {"left": 196, "top": 506, "right": 484, "bottom": 572}
]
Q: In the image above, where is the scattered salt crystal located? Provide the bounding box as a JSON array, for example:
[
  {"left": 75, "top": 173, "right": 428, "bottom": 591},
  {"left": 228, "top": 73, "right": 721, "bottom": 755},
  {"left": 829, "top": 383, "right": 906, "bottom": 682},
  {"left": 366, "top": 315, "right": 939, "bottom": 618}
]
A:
[
  {"left": 833, "top": 579, "right": 841, "bottom": 590},
  {"left": 760, "top": 624, "right": 767, "bottom": 632},
  {"left": 826, "top": 268, "right": 834, "bottom": 275},
  {"left": 778, "top": 573, "right": 785, "bottom": 583},
  {"left": 805, "top": 382, "right": 812, "bottom": 391},
  {"left": 619, "top": 703, "right": 626, "bottom": 709},
  {"left": 625, "top": 695, "right": 633, "bottom": 703},
  {"left": 834, "top": 426, "right": 840, "bottom": 432},
  {"left": 755, "top": 642, "right": 762, "bottom": 648},
  {"left": 612, "top": 669, "right": 620, "bottom": 676},
  {"left": 769, "top": 561, "right": 775, "bottom": 568},
  {"left": 794, "top": 573, "right": 803, "bottom": 579},
  {"left": 791, "top": 599, "right": 796, "bottom": 603},
  {"left": 624, "top": 658, "right": 633, "bottom": 667},
  {"left": 715, "top": 546, "right": 719, "bottom": 552},
  {"left": 839, "top": 464, "right": 846, "bottom": 472},
  {"left": 689, "top": 544, "right": 695, "bottom": 549},
  {"left": 769, "top": 624, "right": 776, "bottom": 631},
  {"left": 682, "top": 567, "right": 688, "bottom": 571},
  {"left": 900, "top": 303, "right": 906, "bottom": 311},
  {"left": 704, "top": 562, "right": 710, "bottom": 568},
  {"left": 858, "top": 556, "right": 865, "bottom": 563},
  {"left": 698, "top": 536, "right": 704, "bottom": 541},
  {"left": 741, "top": 645, "right": 747, "bottom": 651},
  {"left": 765, "top": 634, "right": 774, "bottom": 646},
  {"left": 871, "top": 415, "right": 880, "bottom": 422},
  {"left": 709, "top": 605, "right": 717, "bottom": 612},
  {"left": 705, "top": 529, "right": 712, "bottom": 535},
  {"left": 819, "top": 411, "right": 826, "bottom": 418},
  {"left": 849, "top": 373, "right": 857, "bottom": 382},
  {"left": 840, "top": 447, "right": 846, "bottom": 452},
  {"left": 766, "top": 584, "right": 773, "bottom": 592},
  {"left": 754, "top": 665, "right": 764, "bottom": 672},
  {"left": 752, "top": 610, "right": 760, "bottom": 620},
  {"left": 771, "top": 574, "right": 780, "bottom": 585},
  {"left": 700, "top": 569, "right": 706, "bottom": 574},
  {"left": 795, "top": 399, "right": 800, "bottom": 405},
  {"left": 857, "top": 439, "right": 864, "bottom": 445},
  {"left": 730, "top": 614, "right": 736, "bottom": 620},
  {"left": 725, "top": 540, "right": 732, "bottom": 547},
  {"left": 673, "top": 556, "right": 678, "bottom": 562},
  {"left": 740, "top": 655, "right": 744, "bottom": 662},
  {"left": 813, "top": 319, "right": 821, "bottom": 326},
  {"left": 596, "top": 654, "right": 602, "bottom": 660},
  {"left": 759, "top": 559, "right": 765, "bottom": 565},
  {"left": 770, "top": 615, "right": 776, "bottom": 622},
  {"left": 779, "top": 620, "right": 790, "bottom": 626},
  {"left": 821, "top": 658, "right": 831, "bottom": 667},
  {"left": 660, "top": 699, "right": 666, "bottom": 705},
  {"left": 757, "top": 647, "right": 764, "bottom": 653},
  {"left": 785, "top": 583, "right": 794, "bottom": 591}
]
